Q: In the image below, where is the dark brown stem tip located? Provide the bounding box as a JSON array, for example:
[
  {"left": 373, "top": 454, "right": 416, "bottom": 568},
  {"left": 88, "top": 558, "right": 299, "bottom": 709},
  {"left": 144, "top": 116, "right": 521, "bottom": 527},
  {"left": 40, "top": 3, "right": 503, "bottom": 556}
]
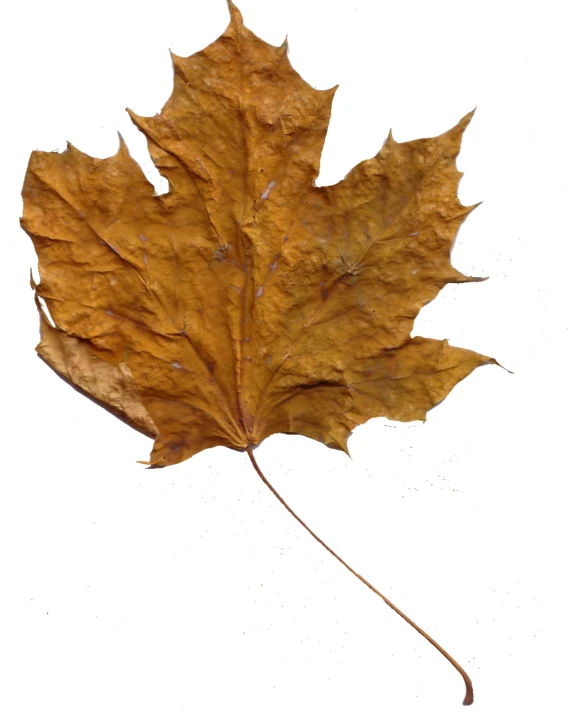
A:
[{"left": 462, "top": 682, "right": 474, "bottom": 706}]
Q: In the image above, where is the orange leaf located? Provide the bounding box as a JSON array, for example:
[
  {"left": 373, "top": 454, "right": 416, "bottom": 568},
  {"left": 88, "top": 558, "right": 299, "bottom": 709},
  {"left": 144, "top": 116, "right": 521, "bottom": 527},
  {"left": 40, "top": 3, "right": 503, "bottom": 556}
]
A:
[
  {"left": 21, "top": 3, "right": 494, "bottom": 468},
  {"left": 21, "top": 2, "right": 498, "bottom": 704}
]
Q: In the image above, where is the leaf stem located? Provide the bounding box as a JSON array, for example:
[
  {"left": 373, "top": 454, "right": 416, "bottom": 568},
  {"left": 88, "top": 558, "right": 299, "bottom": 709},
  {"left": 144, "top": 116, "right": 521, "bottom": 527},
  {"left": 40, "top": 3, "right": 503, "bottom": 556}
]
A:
[{"left": 246, "top": 445, "right": 474, "bottom": 706}]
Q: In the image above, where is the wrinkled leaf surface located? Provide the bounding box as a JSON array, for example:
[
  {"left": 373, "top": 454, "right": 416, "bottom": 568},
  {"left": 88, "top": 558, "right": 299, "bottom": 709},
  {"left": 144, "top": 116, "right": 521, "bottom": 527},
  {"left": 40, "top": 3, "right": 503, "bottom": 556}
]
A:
[{"left": 21, "top": 3, "right": 494, "bottom": 466}]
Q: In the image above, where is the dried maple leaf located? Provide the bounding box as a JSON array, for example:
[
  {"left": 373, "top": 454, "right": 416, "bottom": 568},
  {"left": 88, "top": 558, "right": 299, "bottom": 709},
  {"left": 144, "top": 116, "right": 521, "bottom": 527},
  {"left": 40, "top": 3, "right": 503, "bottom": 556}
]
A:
[{"left": 21, "top": 1, "right": 497, "bottom": 705}]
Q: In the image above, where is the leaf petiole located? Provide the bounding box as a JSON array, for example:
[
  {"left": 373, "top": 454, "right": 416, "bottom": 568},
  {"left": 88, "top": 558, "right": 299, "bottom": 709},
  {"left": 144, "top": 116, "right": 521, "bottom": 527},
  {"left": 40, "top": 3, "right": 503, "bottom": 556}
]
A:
[{"left": 246, "top": 445, "right": 474, "bottom": 706}]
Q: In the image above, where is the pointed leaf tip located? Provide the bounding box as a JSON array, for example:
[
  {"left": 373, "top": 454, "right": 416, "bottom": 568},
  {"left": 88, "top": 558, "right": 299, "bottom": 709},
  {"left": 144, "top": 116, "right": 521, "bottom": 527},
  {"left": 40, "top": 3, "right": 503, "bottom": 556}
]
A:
[
  {"left": 227, "top": 0, "right": 244, "bottom": 26},
  {"left": 456, "top": 109, "right": 476, "bottom": 134},
  {"left": 116, "top": 132, "right": 127, "bottom": 153}
]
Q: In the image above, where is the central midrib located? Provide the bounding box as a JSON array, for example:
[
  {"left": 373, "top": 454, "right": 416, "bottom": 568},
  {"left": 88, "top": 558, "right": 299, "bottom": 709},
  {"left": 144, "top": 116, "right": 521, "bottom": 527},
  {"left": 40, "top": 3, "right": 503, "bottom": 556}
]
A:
[{"left": 233, "top": 22, "right": 255, "bottom": 444}]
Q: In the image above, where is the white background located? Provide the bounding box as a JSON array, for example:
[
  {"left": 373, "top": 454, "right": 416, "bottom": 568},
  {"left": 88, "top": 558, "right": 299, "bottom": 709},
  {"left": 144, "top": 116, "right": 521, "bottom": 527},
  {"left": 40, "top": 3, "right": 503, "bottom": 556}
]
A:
[{"left": 1, "top": 1, "right": 566, "bottom": 717}]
